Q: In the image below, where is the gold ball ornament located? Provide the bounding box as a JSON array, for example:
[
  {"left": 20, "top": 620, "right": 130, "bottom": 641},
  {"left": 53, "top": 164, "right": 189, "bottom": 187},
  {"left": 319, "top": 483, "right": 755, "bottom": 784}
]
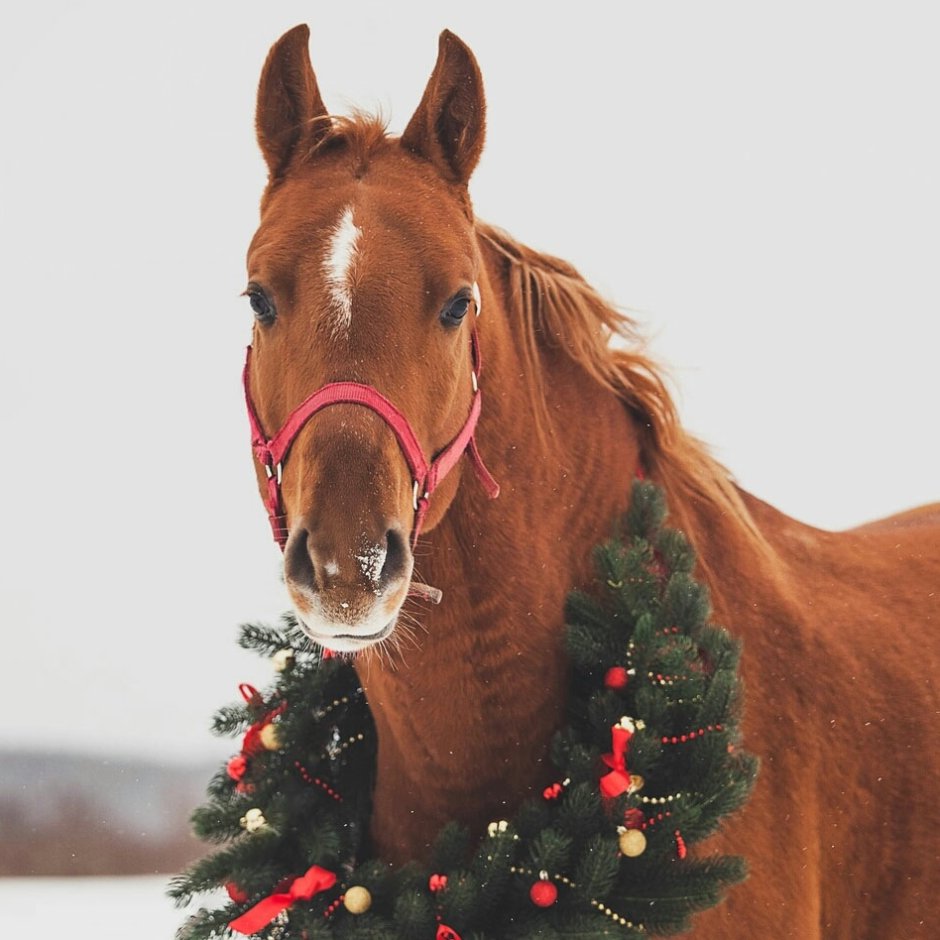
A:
[
  {"left": 619, "top": 827, "right": 647, "bottom": 857},
  {"left": 343, "top": 885, "right": 372, "bottom": 914},
  {"left": 259, "top": 723, "right": 281, "bottom": 751}
]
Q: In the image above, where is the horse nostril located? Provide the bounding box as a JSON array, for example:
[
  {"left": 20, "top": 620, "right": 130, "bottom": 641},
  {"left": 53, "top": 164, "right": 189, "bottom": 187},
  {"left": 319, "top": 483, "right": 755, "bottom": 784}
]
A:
[
  {"left": 380, "top": 528, "right": 407, "bottom": 586},
  {"left": 284, "top": 527, "right": 318, "bottom": 591}
]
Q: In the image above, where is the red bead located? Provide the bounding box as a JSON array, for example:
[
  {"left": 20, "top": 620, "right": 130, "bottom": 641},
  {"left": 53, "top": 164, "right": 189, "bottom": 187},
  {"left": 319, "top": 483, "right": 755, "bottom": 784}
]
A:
[
  {"left": 530, "top": 879, "right": 558, "bottom": 907},
  {"left": 675, "top": 830, "right": 688, "bottom": 859},
  {"left": 680, "top": 735, "right": 688, "bottom": 742},
  {"left": 604, "top": 666, "right": 629, "bottom": 689}
]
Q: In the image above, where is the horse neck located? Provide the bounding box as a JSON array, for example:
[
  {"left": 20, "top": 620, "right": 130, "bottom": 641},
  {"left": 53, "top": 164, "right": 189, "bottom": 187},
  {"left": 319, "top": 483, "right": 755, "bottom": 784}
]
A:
[{"left": 358, "top": 235, "right": 644, "bottom": 861}]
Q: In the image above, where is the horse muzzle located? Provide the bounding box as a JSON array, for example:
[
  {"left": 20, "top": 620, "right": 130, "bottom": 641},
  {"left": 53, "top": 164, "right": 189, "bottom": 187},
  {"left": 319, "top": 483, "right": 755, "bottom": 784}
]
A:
[{"left": 283, "top": 522, "right": 412, "bottom": 652}]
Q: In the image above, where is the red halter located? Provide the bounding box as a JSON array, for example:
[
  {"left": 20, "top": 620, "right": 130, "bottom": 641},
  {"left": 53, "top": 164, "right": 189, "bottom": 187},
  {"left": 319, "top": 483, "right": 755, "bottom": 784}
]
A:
[{"left": 243, "top": 293, "right": 500, "bottom": 552}]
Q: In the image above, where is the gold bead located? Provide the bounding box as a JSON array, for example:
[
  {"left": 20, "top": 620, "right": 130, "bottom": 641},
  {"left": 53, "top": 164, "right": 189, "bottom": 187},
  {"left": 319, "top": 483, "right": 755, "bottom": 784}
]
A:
[
  {"left": 619, "top": 828, "right": 647, "bottom": 857},
  {"left": 343, "top": 886, "right": 372, "bottom": 915}
]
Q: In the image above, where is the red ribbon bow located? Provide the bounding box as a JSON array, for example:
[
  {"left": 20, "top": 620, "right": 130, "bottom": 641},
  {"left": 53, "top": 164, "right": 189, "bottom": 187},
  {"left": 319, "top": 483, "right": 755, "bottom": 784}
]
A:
[
  {"left": 229, "top": 865, "right": 337, "bottom": 935},
  {"left": 599, "top": 722, "right": 634, "bottom": 799}
]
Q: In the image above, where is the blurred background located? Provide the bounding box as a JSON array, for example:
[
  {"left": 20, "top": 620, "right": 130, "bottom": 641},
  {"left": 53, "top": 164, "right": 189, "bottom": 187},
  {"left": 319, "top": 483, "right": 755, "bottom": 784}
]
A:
[{"left": 1, "top": 1, "right": 937, "bottom": 935}]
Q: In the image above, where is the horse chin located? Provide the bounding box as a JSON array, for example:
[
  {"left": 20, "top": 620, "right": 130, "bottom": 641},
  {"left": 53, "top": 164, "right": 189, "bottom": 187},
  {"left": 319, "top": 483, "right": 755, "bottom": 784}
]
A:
[
  {"left": 293, "top": 597, "right": 403, "bottom": 654},
  {"left": 300, "top": 617, "right": 398, "bottom": 654}
]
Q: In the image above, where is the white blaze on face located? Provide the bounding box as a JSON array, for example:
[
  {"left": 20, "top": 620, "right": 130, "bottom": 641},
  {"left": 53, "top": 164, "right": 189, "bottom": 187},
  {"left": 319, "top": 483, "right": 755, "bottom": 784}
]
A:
[{"left": 323, "top": 206, "right": 361, "bottom": 336}]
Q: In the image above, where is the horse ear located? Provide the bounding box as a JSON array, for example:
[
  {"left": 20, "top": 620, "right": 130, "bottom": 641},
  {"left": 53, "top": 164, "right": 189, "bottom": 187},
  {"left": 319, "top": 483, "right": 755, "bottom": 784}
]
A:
[
  {"left": 401, "top": 30, "right": 486, "bottom": 185},
  {"left": 256, "top": 24, "right": 330, "bottom": 179}
]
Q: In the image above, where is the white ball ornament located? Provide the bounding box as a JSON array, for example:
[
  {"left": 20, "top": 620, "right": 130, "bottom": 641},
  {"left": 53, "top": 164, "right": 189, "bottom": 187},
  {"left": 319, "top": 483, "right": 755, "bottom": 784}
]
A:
[
  {"left": 272, "top": 649, "right": 294, "bottom": 672},
  {"left": 240, "top": 807, "right": 267, "bottom": 833}
]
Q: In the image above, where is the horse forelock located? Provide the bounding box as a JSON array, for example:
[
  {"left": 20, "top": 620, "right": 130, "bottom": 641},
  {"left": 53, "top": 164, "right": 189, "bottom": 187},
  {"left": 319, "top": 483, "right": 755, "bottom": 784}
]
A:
[
  {"left": 289, "top": 111, "right": 392, "bottom": 178},
  {"left": 477, "top": 222, "right": 771, "bottom": 557}
]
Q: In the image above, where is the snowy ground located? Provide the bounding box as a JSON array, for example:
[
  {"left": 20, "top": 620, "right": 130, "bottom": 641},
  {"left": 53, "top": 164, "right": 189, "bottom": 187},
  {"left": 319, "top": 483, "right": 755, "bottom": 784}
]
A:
[{"left": 0, "top": 876, "right": 217, "bottom": 938}]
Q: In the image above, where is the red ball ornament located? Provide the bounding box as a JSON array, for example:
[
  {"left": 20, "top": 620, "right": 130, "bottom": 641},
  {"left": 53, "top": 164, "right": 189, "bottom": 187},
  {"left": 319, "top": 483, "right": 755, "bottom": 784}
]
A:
[
  {"left": 623, "top": 807, "right": 645, "bottom": 829},
  {"left": 604, "top": 666, "right": 629, "bottom": 690},
  {"left": 530, "top": 879, "right": 558, "bottom": 907},
  {"left": 225, "top": 882, "right": 248, "bottom": 903},
  {"left": 226, "top": 754, "right": 247, "bottom": 782}
]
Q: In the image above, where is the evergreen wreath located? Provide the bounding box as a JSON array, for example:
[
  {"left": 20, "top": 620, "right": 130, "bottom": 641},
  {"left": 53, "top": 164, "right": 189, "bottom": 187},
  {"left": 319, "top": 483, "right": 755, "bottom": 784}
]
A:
[{"left": 171, "top": 481, "right": 758, "bottom": 939}]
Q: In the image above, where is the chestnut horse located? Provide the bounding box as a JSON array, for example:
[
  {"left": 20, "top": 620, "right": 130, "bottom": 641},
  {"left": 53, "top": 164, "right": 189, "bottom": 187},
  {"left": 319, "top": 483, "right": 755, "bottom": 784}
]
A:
[{"left": 243, "top": 25, "right": 939, "bottom": 938}]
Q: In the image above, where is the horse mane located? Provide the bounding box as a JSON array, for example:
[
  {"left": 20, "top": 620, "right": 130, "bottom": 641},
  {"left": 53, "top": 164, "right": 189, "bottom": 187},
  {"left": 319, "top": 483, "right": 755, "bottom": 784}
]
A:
[{"left": 476, "top": 223, "right": 771, "bottom": 558}]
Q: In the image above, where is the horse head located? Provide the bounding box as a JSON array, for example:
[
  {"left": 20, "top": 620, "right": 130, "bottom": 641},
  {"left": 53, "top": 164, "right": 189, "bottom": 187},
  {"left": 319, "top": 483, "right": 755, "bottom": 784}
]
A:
[{"left": 245, "top": 26, "right": 491, "bottom": 653}]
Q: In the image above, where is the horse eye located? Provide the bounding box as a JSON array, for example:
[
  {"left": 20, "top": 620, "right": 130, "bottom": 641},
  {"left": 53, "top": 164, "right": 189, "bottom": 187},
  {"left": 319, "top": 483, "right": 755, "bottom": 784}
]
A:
[
  {"left": 247, "top": 287, "right": 276, "bottom": 324},
  {"left": 441, "top": 295, "right": 470, "bottom": 326}
]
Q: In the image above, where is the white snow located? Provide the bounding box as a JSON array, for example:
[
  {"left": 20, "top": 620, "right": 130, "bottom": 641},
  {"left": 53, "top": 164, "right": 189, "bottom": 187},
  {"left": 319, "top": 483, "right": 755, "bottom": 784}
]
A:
[
  {"left": 0, "top": 875, "right": 221, "bottom": 939},
  {"left": 356, "top": 543, "right": 387, "bottom": 586}
]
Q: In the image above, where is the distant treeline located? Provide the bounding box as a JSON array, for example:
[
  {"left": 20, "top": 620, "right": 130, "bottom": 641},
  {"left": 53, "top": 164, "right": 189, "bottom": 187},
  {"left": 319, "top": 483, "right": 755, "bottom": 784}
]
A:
[{"left": 0, "top": 750, "right": 214, "bottom": 875}]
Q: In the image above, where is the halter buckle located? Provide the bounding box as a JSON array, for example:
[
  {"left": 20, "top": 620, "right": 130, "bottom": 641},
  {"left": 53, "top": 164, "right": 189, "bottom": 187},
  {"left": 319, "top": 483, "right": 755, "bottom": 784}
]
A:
[
  {"left": 471, "top": 370, "right": 479, "bottom": 393},
  {"left": 264, "top": 461, "right": 283, "bottom": 484},
  {"left": 412, "top": 480, "right": 429, "bottom": 512}
]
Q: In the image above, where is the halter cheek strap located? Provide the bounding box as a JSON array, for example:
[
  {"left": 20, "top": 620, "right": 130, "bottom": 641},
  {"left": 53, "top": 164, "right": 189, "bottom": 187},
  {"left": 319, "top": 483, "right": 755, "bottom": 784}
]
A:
[{"left": 243, "top": 290, "right": 499, "bottom": 551}]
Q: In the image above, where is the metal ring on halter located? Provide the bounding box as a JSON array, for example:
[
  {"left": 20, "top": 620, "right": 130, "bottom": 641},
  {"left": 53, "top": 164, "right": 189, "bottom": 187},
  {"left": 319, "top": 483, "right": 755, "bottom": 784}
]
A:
[
  {"left": 471, "top": 371, "right": 479, "bottom": 393},
  {"left": 412, "top": 479, "right": 429, "bottom": 512},
  {"left": 264, "top": 461, "right": 283, "bottom": 484}
]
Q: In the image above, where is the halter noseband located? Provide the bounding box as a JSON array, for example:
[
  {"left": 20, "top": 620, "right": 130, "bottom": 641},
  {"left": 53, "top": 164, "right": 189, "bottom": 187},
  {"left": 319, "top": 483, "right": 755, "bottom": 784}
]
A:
[{"left": 243, "top": 285, "right": 500, "bottom": 552}]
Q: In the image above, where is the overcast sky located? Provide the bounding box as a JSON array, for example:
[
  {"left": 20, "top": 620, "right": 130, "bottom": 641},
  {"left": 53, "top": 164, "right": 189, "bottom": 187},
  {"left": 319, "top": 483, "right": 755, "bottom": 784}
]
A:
[{"left": 1, "top": 1, "right": 937, "bottom": 763}]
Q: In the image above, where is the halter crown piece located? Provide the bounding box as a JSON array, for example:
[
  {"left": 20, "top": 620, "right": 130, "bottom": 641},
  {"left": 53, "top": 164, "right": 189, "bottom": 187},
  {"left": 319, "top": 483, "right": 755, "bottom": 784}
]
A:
[{"left": 243, "top": 282, "right": 500, "bottom": 555}]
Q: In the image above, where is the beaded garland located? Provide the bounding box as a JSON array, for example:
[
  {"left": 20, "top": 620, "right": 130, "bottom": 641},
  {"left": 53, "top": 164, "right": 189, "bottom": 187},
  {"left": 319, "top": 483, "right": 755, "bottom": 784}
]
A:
[{"left": 172, "top": 481, "right": 758, "bottom": 939}]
